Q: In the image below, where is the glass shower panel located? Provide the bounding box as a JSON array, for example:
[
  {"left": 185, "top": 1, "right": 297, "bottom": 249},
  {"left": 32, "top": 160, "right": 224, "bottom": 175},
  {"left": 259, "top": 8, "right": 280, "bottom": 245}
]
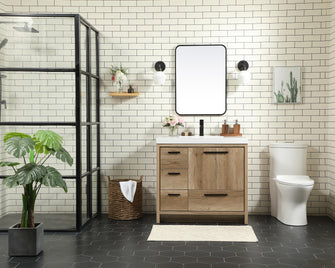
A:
[
  {"left": 80, "top": 24, "right": 87, "bottom": 72},
  {"left": 0, "top": 16, "right": 75, "bottom": 69},
  {"left": 91, "top": 30, "right": 97, "bottom": 75},
  {"left": 81, "top": 126, "right": 87, "bottom": 173},
  {"left": 0, "top": 181, "right": 76, "bottom": 230},
  {"left": 92, "top": 171, "right": 98, "bottom": 215},
  {"left": 0, "top": 125, "right": 76, "bottom": 177},
  {"left": 0, "top": 72, "right": 75, "bottom": 123},
  {"left": 0, "top": 125, "right": 77, "bottom": 230},
  {"left": 81, "top": 175, "right": 88, "bottom": 224},
  {"left": 91, "top": 77, "right": 97, "bottom": 122},
  {"left": 0, "top": 14, "right": 100, "bottom": 231},
  {"left": 81, "top": 74, "right": 87, "bottom": 123},
  {"left": 91, "top": 124, "right": 97, "bottom": 169}
]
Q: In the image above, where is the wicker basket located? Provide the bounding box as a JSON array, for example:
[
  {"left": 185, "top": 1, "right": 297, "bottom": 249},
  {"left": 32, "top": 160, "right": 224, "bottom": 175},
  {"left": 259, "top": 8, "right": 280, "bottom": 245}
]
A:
[{"left": 108, "top": 176, "right": 143, "bottom": 220}]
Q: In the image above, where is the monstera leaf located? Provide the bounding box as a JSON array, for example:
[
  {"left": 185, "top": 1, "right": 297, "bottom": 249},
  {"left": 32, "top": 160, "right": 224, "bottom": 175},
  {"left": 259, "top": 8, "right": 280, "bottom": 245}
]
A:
[
  {"left": 2, "top": 173, "right": 20, "bottom": 188},
  {"left": 34, "top": 130, "right": 63, "bottom": 152},
  {"left": 4, "top": 132, "right": 32, "bottom": 143},
  {"left": 41, "top": 166, "right": 67, "bottom": 192},
  {"left": 50, "top": 147, "right": 73, "bottom": 166},
  {"left": 2, "top": 163, "right": 46, "bottom": 187},
  {"left": 4, "top": 136, "right": 35, "bottom": 159},
  {"left": 15, "top": 163, "right": 47, "bottom": 186},
  {"left": 0, "top": 161, "right": 20, "bottom": 167}
]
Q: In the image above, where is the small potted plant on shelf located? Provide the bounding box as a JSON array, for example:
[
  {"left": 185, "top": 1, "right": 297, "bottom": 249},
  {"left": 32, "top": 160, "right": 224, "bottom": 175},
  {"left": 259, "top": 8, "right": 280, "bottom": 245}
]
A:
[
  {"left": 0, "top": 130, "right": 73, "bottom": 256},
  {"left": 111, "top": 64, "right": 128, "bottom": 92}
]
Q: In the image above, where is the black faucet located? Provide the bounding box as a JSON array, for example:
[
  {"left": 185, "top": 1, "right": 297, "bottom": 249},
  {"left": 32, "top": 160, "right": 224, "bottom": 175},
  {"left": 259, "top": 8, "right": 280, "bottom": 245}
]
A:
[{"left": 199, "top": 119, "right": 204, "bottom": 136}]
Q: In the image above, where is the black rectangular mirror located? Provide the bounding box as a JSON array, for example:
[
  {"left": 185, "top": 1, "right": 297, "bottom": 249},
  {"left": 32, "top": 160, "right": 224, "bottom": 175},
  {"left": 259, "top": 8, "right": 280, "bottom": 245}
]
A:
[{"left": 175, "top": 44, "right": 227, "bottom": 115}]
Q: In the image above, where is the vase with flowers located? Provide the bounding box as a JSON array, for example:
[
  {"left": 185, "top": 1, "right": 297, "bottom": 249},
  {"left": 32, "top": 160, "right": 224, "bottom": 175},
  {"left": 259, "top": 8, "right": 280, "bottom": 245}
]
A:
[
  {"left": 162, "top": 114, "right": 185, "bottom": 136},
  {"left": 111, "top": 65, "right": 128, "bottom": 92}
]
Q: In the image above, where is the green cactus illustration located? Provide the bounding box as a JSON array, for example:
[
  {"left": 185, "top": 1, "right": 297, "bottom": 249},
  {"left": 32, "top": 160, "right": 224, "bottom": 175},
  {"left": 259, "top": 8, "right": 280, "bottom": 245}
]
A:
[
  {"left": 286, "top": 71, "right": 298, "bottom": 103},
  {"left": 274, "top": 81, "right": 286, "bottom": 103}
]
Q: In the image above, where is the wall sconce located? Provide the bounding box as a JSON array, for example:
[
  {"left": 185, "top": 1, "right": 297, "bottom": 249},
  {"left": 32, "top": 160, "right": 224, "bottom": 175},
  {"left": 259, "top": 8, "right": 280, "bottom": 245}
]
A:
[
  {"left": 237, "top": 60, "right": 251, "bottom": 85},
  {"left": 154, "top": 61, "right": 166, "bottom": 85}
]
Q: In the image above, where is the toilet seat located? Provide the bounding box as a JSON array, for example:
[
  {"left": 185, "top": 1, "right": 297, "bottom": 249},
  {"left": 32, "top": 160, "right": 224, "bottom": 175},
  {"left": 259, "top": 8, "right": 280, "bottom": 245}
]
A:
[{"left": 275, "top": 175, "right": 314, "bottom": 186}]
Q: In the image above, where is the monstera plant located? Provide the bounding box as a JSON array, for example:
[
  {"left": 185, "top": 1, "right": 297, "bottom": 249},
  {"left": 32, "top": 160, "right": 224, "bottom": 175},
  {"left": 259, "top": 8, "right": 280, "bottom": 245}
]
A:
[{"left": 0, "top": 130, "right": 73, "bottom": 228}]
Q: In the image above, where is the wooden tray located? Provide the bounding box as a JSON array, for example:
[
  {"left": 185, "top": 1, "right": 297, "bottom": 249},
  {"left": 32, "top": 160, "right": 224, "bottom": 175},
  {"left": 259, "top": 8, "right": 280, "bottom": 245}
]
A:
[{"left": 220, "top": 133, "right": 242, "bottom": 136}]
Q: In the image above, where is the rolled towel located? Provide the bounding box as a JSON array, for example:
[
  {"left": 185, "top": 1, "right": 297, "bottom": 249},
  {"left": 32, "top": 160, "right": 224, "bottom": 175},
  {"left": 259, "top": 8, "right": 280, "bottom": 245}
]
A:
[{"left": 119, "top": 180, "right": 137, "bottom": 203}]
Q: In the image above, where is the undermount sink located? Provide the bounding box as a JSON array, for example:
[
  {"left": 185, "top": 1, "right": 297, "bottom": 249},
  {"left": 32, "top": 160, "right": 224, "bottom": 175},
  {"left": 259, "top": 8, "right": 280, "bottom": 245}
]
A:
[{"left": 156, "top": 136, "right": 248, "bottom": 144}]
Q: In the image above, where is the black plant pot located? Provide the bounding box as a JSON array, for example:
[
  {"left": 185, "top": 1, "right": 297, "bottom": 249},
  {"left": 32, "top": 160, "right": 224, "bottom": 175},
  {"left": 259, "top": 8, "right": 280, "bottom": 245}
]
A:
[{"left": 8, "top": 222, "right": 44, "bottom": 256}]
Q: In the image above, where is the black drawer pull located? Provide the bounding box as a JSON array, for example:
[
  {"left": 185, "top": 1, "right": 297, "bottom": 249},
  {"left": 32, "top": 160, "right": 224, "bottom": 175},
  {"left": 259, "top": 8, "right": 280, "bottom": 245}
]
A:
[
  {"left": 204, "top": 193, "right": 228, "bottom": 197},
  {"left": 168, "top": 172, "right": 181, "bottom": 176},
  {"left": 168, "top": 151, "right": 181, "bottom": 154},
  {"left": 168, "top": 193, "right": 180, "bottom": 197},
  {"left": 204, "top": 151, "right": 229, "bottom": 154}
]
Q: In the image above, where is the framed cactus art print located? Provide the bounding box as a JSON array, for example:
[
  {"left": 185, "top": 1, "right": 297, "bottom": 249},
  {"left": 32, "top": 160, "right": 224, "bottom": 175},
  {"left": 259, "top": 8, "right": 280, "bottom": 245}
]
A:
[{"left": 273, "top": 67, "right": 302, "bottom": 104}]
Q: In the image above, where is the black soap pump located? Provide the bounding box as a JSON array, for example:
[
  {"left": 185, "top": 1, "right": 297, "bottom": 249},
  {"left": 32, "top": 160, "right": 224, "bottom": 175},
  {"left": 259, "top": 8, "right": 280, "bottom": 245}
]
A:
[{"left": 199, "top": 119, "right": 204, "bottom": 136}]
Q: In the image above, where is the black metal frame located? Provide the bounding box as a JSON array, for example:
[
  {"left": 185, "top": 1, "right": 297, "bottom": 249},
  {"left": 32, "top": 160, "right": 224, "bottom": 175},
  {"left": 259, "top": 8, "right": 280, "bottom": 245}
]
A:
[{"left": 0, "top": 13, "right": 100, "bottom": 232}]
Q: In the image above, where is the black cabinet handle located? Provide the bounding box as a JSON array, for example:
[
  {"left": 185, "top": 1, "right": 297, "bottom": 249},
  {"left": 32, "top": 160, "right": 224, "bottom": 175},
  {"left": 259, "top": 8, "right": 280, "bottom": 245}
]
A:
[
  {"left": 168, "top": 193, "right": 180, "bottom": 197},
  {"left": 204, "top": 193, "right": 228, "bottom": 197},
  {"left": 203, "top": 151, "right": 228, "bottom": 154},
  {"left": 168, "top": 151, "right": 180, "bottom": 154},
  {"left": 168, "top": 172, "right": 181, "bottom": 175}
]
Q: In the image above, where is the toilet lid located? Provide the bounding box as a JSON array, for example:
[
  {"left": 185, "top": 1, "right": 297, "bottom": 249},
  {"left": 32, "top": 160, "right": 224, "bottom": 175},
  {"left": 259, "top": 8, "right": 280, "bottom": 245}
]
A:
[{"left": 275, "top": 175, "right": 314, "bottom": 186}]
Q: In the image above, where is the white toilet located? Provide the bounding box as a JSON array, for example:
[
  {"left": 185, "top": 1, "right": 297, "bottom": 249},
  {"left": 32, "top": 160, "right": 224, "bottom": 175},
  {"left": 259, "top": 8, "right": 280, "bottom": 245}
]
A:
[{"left": 269, "top": 143, "right": 314, "bottom": 226}]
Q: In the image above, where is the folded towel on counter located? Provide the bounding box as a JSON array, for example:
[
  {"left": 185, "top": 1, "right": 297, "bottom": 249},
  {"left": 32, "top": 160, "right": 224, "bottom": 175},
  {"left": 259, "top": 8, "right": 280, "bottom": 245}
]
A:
[{"left": 119, "top": 180, "right": 137, "bottom": 203}]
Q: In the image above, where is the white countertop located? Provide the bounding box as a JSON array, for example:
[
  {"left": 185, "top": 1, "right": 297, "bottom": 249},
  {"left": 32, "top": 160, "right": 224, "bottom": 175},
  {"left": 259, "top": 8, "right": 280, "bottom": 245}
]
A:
[{"left": 156, "top": 136, "right": 248, "bottom": 144}]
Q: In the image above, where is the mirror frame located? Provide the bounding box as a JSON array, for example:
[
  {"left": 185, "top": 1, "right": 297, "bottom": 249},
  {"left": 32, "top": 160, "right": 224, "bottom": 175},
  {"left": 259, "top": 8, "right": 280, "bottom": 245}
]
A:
[{"left": 175, "top": 44, "right": 227, "bottom": 116}]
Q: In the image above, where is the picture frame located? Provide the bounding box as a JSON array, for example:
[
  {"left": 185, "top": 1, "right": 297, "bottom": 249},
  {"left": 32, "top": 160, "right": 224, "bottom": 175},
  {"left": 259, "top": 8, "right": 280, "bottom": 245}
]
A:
[{"left": 273, "top": 67, "right": 302, "bottom": 104}]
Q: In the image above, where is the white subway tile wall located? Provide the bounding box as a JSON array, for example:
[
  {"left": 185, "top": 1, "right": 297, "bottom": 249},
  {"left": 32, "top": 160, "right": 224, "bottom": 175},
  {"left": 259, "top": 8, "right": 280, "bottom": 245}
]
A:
[
  {"left": 0, "top": 0, "right": 334, "bottom": 219},
  {"left": 327, "top": 1, "right": 335, "bottom": 220}
]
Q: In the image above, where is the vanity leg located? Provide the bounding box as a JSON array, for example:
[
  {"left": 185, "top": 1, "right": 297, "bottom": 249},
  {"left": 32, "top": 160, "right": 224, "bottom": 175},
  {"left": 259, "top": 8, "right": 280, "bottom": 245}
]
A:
[{"left": 156, "top": 213, "right": 160, "bottom": 224}]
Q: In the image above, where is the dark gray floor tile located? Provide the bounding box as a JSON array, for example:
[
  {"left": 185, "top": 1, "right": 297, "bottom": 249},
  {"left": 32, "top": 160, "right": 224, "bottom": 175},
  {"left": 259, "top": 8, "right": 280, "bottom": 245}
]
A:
[
  {"left": 0, "top": 215, "right": 333, "bottom": 268},
  {"left": 156, "top": 263, "right": 183, "bottom": 268},
  {"left": 184, "top": 263, "right": 211, "bottom": 268},
  {"left": 171, "top": 255, "right": 196, "bottom": 263}
]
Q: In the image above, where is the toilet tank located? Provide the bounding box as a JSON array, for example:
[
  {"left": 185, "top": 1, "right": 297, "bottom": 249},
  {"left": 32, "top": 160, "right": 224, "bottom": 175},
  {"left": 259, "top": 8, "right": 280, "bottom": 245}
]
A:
[{"left": 269, "top": 143, "right": 307, "bottom": 178}]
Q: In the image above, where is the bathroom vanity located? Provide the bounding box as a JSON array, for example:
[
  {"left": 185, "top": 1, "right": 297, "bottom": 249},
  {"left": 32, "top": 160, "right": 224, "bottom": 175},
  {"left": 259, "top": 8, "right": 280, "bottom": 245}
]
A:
[{"left": 156, "top": 136, "right": 248, "bottom": 224}]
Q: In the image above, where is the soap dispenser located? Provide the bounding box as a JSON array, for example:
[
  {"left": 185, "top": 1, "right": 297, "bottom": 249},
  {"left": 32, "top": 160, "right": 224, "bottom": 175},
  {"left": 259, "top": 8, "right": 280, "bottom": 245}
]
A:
[
  {"left": 233, "top": 120, "right": 240, "bottom": 134},
  {"left": 222, "top": 119, "right": 229, "bottom": 135}
]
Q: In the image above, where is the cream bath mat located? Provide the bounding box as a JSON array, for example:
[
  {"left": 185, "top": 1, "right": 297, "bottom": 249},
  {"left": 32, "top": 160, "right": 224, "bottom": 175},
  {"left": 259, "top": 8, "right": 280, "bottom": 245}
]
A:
[{"left": 147, "top": 225, "right": 258, "bottom": 242}]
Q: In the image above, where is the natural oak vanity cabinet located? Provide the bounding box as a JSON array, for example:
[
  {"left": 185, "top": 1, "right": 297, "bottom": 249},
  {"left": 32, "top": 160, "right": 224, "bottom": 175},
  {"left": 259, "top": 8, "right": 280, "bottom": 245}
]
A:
[{"left": 156, "top": 143, "right": 248, "bottom": 224}]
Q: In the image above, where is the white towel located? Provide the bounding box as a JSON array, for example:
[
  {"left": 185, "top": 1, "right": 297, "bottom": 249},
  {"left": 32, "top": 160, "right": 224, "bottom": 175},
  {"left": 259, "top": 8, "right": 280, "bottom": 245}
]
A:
[{"left": 119, "top": 180, "right": 137, "bottom": 203}]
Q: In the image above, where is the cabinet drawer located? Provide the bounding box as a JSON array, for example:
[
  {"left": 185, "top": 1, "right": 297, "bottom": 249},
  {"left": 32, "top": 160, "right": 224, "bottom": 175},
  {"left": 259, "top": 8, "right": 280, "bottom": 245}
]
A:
[
  {"left": 160, "top": 148, "right": 188, "bottom": 169},
  {"left": 161, "top": 169, "right": 188, "bottom": 189},
  {"left": 160, "top": 190, "right": 188, "bottom": 211},
  {"left": 189, "top": 190, "right": 244, "bottom": 211}
]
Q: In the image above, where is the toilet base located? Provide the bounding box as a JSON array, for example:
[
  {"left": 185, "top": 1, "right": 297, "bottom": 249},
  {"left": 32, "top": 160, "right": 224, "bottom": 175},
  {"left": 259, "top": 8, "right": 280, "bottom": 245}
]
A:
[
  {"left": 270, "top": 178, "right": 313, "bottom": 226},
  {"left": 273, "top": 216, "right": 307, "bottom": 226},
  {"left": 274, "top": 206, "right": 308, "bottom": 226}
]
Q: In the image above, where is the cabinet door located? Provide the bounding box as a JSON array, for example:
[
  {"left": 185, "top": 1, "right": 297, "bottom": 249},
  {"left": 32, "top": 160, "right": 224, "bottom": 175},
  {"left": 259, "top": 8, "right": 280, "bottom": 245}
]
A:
[{"left": 189, "top": 147, "right": 244, "bottom": 190}]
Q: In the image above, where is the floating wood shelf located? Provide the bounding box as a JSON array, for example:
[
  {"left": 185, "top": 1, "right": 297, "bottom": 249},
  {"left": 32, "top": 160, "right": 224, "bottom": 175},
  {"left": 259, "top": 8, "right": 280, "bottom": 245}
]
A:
[{"left": 109, "top": 92, "right": 139, "bottom": 97}]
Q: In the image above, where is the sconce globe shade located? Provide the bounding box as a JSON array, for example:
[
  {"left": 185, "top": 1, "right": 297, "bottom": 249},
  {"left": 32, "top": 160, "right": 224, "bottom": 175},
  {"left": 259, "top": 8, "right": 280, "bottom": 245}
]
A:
[
  {"left": 154, "top": 71, "right": 166, "bottom": 85},
  {"left": 238, "top": 70, "right": 251, "bottom": 85}
]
